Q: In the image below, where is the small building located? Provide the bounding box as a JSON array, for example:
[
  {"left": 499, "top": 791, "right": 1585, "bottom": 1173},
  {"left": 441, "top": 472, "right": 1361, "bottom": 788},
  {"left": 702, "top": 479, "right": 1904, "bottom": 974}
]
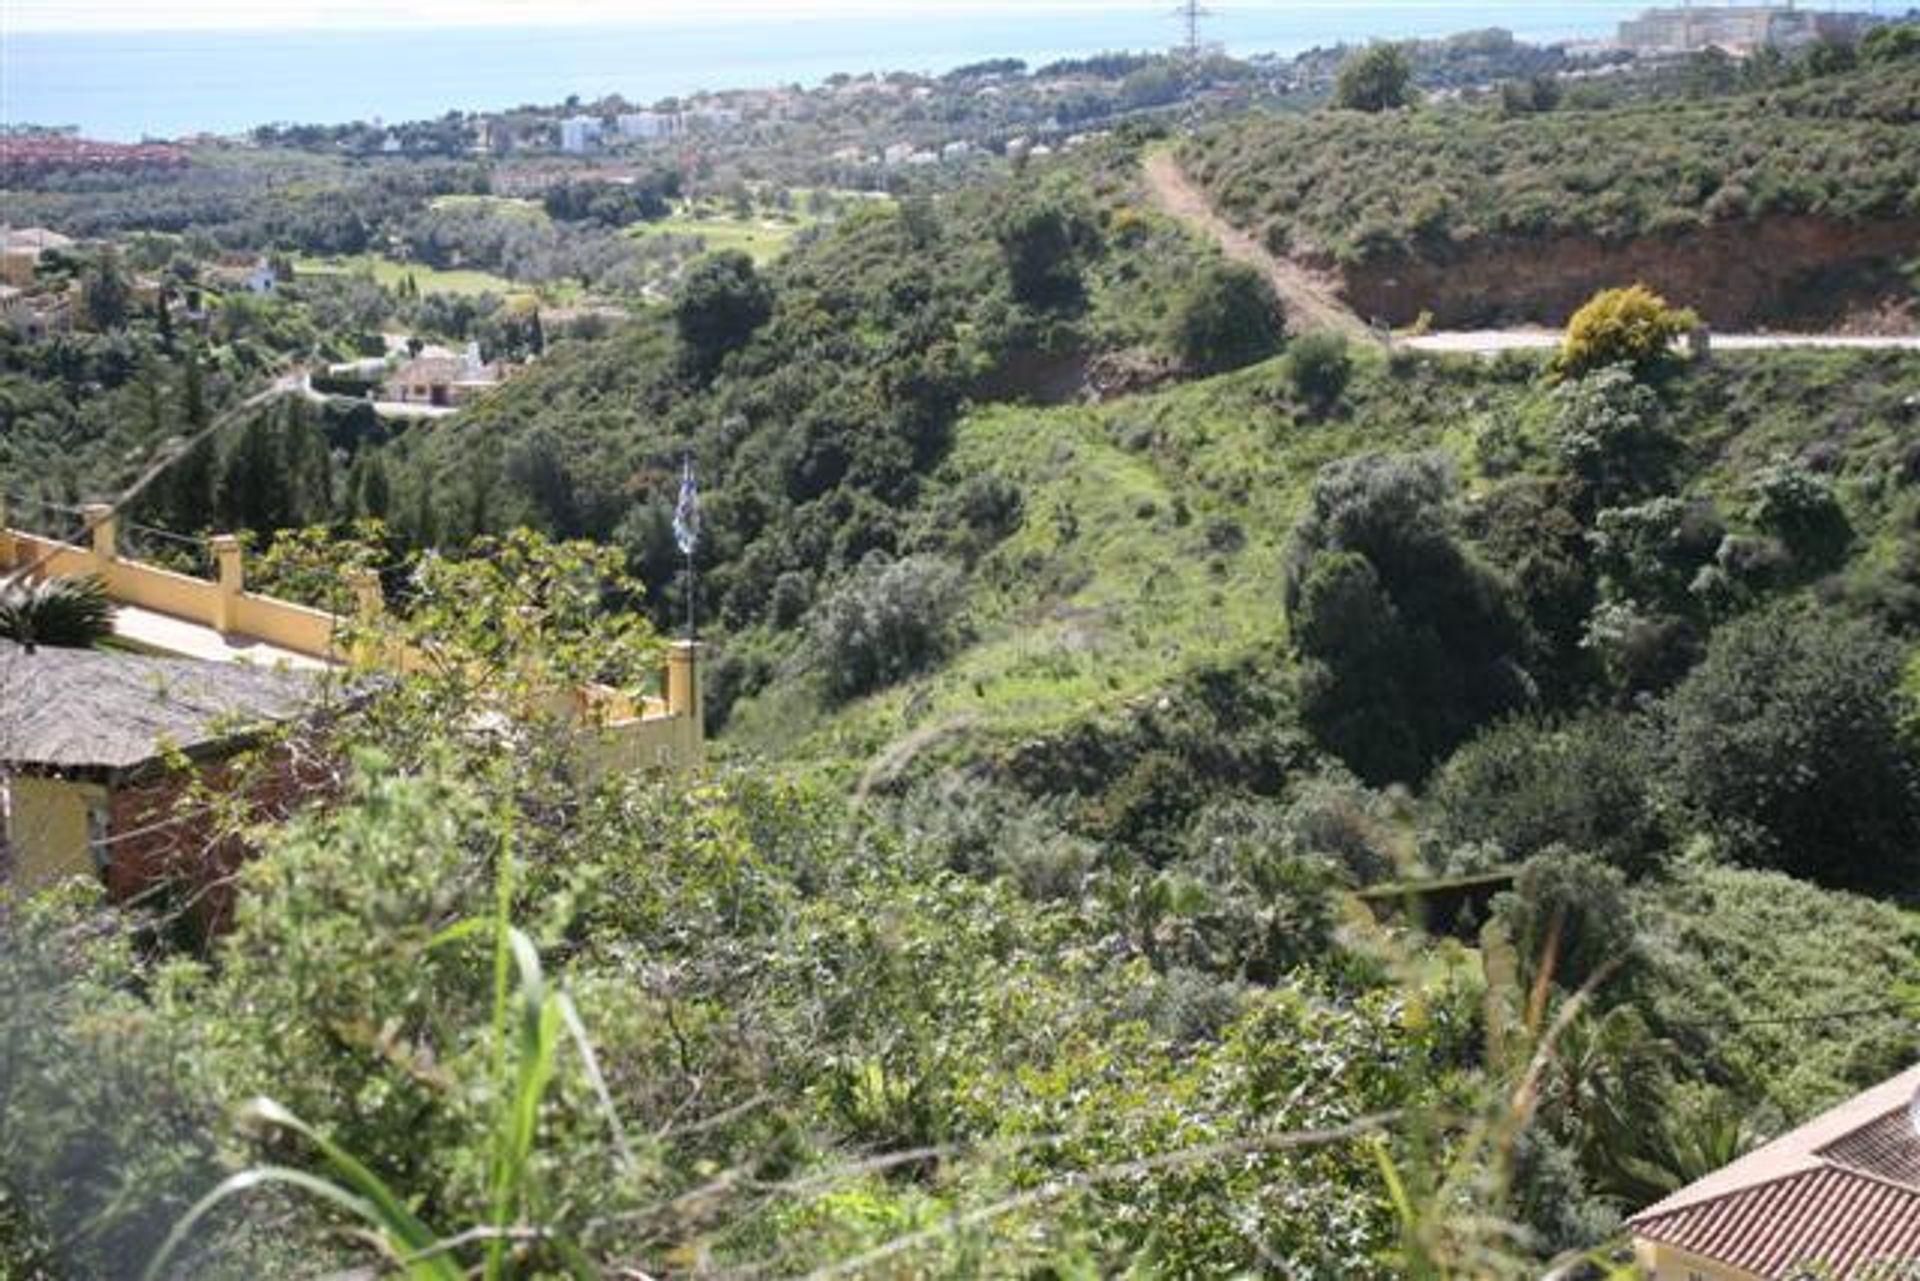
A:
[
  {"left": 560, "top": 115, "right": 603, "bottom": 153},
  {"left": 0, "top": 227, "right": 75, "bottom": 288},
  {"left": 0, "top": 640, "right": 325, "bottom": 935},
  {"left": 882, "top": 142, "right": 916, "bottom": 166},
  {"left": 0, "top": 288, "right": 74, "bottom": 342},
  {"left": 1629, "top": 1062, "right": 1920, "bottom": 1277},
  {"left": 617, "top": 111, "right": 681, "bottom": 141},
  {"left": 381, "top": 342, "right": 508, "bottom": 408},
  {"left": 941, "top": 140, "right": 974, "bottom": 161}
]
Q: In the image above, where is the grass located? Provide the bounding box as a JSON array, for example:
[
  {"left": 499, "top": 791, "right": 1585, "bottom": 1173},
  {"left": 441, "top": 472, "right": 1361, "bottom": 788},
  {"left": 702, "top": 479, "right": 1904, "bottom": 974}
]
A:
[
  {"left": 727, "top": 347, "right": 1442, "bottom": 771},
  {"left": 624, "top": 194, "right": 878, "bottom": 265},
  {"left": 729, "top": 344, "right": 1920, "bottom": 781},
  {"left": 427, "top": 195, "right": 549, "bottom": 220},
  {"left": 293, "top": 254, "right": 527, "bottom": 299}
]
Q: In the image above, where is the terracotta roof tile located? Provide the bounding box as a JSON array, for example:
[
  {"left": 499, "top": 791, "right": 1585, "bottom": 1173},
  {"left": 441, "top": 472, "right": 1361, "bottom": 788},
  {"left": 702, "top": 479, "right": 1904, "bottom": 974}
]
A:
[
  {"left": 1630, "top": 1064, "right": 1920, "bottom": 1279},
  {"left": 1633, "top": 1166, "right": 1920, "bottom": 1277}
]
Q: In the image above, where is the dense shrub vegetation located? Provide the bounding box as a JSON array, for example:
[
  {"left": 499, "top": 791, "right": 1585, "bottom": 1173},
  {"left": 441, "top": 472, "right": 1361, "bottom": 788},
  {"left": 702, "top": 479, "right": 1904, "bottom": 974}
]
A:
[
  {"left": 7, "top": 59, "right": 1920, "bottom": 1276},
  {"left": 1185, "top": 59, "right": 1920, "bottom": 264}
]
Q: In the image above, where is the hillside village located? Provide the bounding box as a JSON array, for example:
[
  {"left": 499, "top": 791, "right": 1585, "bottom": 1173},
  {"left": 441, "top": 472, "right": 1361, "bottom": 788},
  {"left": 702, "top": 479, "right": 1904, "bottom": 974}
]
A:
[{"left": 4, "top": 5, "right": 1920, "bottom": 1278}]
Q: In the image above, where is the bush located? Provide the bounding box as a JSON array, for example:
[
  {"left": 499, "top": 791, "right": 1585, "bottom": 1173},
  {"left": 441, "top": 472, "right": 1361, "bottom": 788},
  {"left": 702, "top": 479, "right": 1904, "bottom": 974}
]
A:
[
  {"left": 811, "top": 553, "right": 965, "bottom": 702},
  {"left": 1553, "top": 285, "right": 1699, "bottom": 383},
  {"left": 1286, "top": 453, "right": 1532, "bottom": 784},
  {"left": 1747, "top": 455, "right": 1851, "bottom": 569},
  {"left": 1170, "top": 262, "right": 1285, "bottom": 374},
  {"left": 1660, "top": 608, "right": 1920, "bottom": 891},
  {"left": 1492, "top": 850, "right": 1639, "bottom": 995},
  {"left": 0, "top": 574, "right": 115, "bottom": 649},
  {"left": 1548, "top": 366, "right": 1678, "bottom": 513},
  {"left": 1334, "top": 43, "right": 1416, "bottom": 113},
  {"left": 672, "top": 250, "right": 774, "bottom": 375},
  {"left": 1426, "top": 713, "right": 1668, "bottom": 878},
  {"left": 1286, "top": 329, "right": 1354, "bottom": 413}
]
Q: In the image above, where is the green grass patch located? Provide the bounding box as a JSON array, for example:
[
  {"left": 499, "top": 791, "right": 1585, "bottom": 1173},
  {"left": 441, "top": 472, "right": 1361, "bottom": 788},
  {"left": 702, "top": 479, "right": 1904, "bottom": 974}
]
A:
[{"left": 292, "top": 254, "right": 526, "bottom": 299}]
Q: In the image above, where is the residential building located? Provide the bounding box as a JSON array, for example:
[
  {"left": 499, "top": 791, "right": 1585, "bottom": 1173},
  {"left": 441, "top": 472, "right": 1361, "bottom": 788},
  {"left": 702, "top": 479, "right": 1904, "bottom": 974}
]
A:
[
  {"left": 0, "top": 288, "right": 74, "bottom": 341},
  {"left": 381, "top": 341, "right": 509, "bottom": 408},
  {"left": 0, "top": 226, "right": 74, "bottom": 288},
  {"left": 560, "top": 115, "right": 603, "bottom": 153},
  {"left": 1629, "top": 1062, "right": 1920, "bottom": 1277},
  {"left": 941, "top": 140, "right": 974, "bottom": 161},
  {"left": 617, "top": 111, "right": 682, "bottom": 141},
  {"left": 1618, "top": 5, "right": 1885, "bottom": 54},
  {"left": 0, "top": 498, "right": 709, "bottom": 927},
  {"left": 0, "top": 640, "right": 326, "bottom": 936},
  {"left": 882, "top": 143, "right": 916, "bottom": 166}
]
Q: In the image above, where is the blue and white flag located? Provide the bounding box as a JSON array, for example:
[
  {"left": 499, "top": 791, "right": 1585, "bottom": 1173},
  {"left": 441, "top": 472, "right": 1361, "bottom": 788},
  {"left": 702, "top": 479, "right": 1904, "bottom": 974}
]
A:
[{"left": 672, "top": 457, "right": 701, "bottom": 557}]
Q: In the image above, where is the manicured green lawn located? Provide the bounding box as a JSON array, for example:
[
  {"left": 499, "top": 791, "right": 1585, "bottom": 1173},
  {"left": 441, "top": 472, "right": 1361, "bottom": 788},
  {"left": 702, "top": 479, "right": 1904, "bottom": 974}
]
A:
[{"left": 293, "top": 255, "right": 526, "bottom": 298}]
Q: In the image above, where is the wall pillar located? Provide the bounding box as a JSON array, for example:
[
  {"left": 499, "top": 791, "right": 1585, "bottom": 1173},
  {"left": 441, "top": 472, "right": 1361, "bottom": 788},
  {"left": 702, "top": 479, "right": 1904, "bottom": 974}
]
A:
[
  {"left": 82, "top": 503, "right": 116, "bottom": 567},
  {"left": 210, "top": 534, "right": 243, "bottom": 634},
  {"left": 666, "top": 641, "right": 704, "bottom": 759},
  {"left": 346, "top": 567, "right": 384, "bottom": 665}
]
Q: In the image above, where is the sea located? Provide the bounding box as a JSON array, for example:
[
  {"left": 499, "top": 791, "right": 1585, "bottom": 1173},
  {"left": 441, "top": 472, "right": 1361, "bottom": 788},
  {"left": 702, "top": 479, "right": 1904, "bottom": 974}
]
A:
[{"left": 3, "top": 3, "right": 1654, "bottom": 142}]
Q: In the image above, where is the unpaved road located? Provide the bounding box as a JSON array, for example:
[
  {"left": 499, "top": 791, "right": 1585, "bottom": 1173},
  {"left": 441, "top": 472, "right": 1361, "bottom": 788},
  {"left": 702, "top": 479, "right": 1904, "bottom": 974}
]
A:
[
  {"left": 1145, "top": 152, "right": 1920, "bottom": 357},
  {"left": 1142, "top": 150, "right": 1372, "bottom": 342}
]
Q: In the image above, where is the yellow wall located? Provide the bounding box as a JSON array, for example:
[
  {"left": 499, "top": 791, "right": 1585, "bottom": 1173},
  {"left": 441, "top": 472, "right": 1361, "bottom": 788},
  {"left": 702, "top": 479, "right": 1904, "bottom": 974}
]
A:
[
  {"left": 1634, "top": 1238, "right": 1765, "bottom": 1281},
  {"left": 5, "top": 776, "right": 107, "bottom": 894}
]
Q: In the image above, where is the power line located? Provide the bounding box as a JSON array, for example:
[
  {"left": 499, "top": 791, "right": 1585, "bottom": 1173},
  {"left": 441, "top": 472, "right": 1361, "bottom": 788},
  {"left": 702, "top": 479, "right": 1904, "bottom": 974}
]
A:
[
  {"left": 1663, "top": 998, "right": 1920, "bottom": 1031},
  {"left": 1171, "top": 0, "right": 1213, "bottom": 57}
]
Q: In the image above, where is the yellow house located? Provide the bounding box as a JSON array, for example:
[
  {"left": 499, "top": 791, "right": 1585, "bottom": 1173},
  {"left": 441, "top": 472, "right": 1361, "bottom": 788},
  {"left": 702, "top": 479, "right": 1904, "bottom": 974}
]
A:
[
  {"left": 2, "top": 497, "right": 706, "bottom": 898},
  {"left": 0, "top": 640, "right": 318, "bottom": 900},
  {"left": 1629, "top": 1062, "right": 1920, "bottom": 1278}
]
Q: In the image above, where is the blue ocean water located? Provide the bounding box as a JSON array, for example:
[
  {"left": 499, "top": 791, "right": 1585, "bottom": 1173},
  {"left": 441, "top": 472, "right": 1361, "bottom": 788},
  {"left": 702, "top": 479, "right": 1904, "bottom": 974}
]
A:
[{"left": 3, "top": 4, "right": 1650, "bottom": 141}]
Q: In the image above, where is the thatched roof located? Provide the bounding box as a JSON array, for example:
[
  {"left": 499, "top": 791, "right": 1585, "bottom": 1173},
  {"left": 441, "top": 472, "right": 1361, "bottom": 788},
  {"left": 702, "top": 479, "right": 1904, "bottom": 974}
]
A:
[{"left": 0, "top": 641, "right": 318, "bottom": 776}]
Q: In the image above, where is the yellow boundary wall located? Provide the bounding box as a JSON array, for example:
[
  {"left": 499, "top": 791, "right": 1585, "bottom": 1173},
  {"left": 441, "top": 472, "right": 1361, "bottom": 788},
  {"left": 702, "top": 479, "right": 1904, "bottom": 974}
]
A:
[{"left": 0, "top": 501, "right": 702, "bottom": 769}]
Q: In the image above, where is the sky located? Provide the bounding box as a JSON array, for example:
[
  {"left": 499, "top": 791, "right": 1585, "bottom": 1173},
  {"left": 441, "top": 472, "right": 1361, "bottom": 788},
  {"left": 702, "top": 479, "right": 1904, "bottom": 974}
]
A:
[
  {"left": 11, "top": 0, "right": 1150, "bottom": 31},
  {"left": 4, "top": 0, "right": 1621, "bottom": 33}
]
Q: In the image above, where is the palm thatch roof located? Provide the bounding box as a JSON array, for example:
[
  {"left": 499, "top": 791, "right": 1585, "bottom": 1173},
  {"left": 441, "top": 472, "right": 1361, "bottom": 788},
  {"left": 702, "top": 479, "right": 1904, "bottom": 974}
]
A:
[{"left": 0, "top": 641, "right": 319, "bottom": 777}]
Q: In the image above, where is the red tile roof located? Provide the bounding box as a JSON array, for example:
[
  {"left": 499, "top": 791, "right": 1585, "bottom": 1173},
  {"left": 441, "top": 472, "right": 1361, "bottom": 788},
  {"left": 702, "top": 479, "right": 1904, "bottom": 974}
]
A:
[
  {"left": 1630, "top": 1064, "right": 1920, "bottom": 1279},
  {"left": 1633, "top": 1166, "right": 1920, "bottom": 1277}
]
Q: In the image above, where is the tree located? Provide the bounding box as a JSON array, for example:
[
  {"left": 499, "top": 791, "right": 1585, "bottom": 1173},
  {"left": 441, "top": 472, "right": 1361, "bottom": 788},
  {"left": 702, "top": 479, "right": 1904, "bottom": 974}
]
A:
[
  {"left": 1862, "top": 23, "right": 1920, "bottom": 63},
  {"left": 1427, "top": 713, "right": 1668, "bottom": 878},
  {"left": 672, "top": 250, "right": 773, "bottom": 375},
  {"left": 1286, "top": 330, "right": 1353, "bottom": 415},
  {"left": 1334, "top": 43, "right": 1416, "bottom": 113},
  {"left": 1170, "top": 262, "right": 1285, "bottom": 375},
  {"left": 995, "top": 194, "right": 1101, "bottom": 309},
  {"left": 1547, "top": 366, "right": 1678, "bottom": 514},
  {"left": 1553, "top": 285, "right": 1699, "bottom": 383},
  {"left": 1285, "top": 453, "right": 1532, "bottom": 784},
  {"left": 1660, "top": 608, "right": 1920, "bottom": 892},
  {"left": 81, "top": 248, "right": 132, "bottom": 331}
]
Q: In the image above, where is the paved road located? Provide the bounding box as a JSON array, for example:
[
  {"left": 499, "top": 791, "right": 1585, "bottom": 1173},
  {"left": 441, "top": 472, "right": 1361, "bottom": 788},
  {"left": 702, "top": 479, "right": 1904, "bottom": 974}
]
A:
[
  {"left": 1405, "top": 330, "right": 1920, "bottom": 355},
  {"left": 1142, "top": 150, "right": 1373, "bottom": 342}
]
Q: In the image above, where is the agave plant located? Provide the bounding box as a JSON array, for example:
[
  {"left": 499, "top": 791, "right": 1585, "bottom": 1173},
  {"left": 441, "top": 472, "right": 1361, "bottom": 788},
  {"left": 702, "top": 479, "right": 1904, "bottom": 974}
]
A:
[{"left": 0, "top": 574, "right": 117, "bottom": 650}]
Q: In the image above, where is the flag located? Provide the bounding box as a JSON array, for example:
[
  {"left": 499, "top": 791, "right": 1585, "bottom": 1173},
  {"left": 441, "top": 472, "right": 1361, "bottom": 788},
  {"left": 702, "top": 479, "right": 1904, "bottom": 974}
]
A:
[{"left": 673, "top": 457, "right": 701, "bottom": 557}]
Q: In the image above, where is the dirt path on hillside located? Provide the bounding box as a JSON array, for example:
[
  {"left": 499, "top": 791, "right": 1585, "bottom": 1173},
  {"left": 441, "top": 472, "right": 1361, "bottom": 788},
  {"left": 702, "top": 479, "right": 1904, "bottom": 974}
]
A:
[{"left": 1142, "top": 150, "right": 1373, "bottom": 343}]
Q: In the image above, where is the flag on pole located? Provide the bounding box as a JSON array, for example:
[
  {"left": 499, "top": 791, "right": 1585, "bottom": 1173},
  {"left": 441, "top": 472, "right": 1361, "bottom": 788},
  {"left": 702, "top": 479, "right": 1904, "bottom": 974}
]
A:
[{"left": 673, "top": 456, "right": 701, "bottom": 558}]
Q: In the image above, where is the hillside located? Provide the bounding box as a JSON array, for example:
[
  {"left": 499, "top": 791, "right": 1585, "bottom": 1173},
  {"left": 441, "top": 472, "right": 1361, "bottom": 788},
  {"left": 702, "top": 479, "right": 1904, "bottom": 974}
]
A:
[
  {"left": 12, "top": 66, "right": 1920, "bottom": 1277},
  {"left": 1183, "top": 58, "right": 1920, "bottom": 328}
]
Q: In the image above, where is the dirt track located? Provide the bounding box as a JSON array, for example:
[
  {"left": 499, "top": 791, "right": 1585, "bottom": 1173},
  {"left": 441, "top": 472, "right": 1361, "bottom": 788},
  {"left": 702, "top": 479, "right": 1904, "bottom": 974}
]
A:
[
  {"left": 1142, "top": 150, "right": 1372, "bottom": 342},
  {"left": 1144, "top": 152, "right": 1920, "bottom": 358}
]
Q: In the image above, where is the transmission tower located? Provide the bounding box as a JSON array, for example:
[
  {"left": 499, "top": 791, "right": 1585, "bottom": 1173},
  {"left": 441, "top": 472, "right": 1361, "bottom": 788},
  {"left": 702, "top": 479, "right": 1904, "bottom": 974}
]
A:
[{"left": 1171, "top": 0, "right": 1213, "bottom": 57}]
